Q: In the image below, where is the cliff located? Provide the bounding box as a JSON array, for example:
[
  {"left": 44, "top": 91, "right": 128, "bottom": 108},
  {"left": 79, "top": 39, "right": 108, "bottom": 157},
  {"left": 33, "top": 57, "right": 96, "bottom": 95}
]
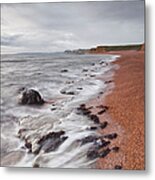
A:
[{"left": 64, "top": 44, "right": 145, "bottom": 55}]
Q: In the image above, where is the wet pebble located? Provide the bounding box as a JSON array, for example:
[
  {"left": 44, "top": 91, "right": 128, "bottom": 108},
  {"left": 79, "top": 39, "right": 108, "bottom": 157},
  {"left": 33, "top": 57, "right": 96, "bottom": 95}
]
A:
[
  {"left": 100, "top": 121, "right": 108, "bottom": 129},
  {"left": 60, "top": 90, "right": 75, "bottom": 95},
  {"left": 87, "top": 149, "right": 99, "bottom": 160},
  {"left": 33, "top": 163, "right": 40, "bottom": 168},
  {"left": 88, "top": 114, "right": 100, "bottom": 124},
  {"left": 87, "top": 126, "right": 98, "bottom": 130},
  {"left": 114, "top": 165, "right": 122, "bottom": 169},
  {"left": 98, "top": 109, "right": 106, "bottom": 115},
  {"left": 61, "top": 69, "right": 68, "bottom": 73},
  {"left": 99, "top": 91, "right": 104, "bottom": 95},
  {"left": 99, "top": 148, "right": 111, "bottom": 158},
  {"left": 51, "top": 107, "right": 57, "bottom": 111},
  {"left": 82, "top": 69, "right": 88, "bottom": 72},
  {"left": 112, "top": 146, "right": 120, "bottom": 153},
  {"left": 77, "top": 104, "right": 91, "bottom": 115},
  {"left": 94, "top": 139, "right": 110, "bottom": 148},
  {"left": 104, "top": 133, "right": 118, "bottom": 140},
  {"left": 77, "top": 87, "right": 83, "bottom": 90},
  {"left": 80, "top": 135, "right": 98, "bottom": 145},
  {"left": 104, "top": 80, "right": 113, "bottom": 84},
  {"left": 90, "top": 74, "right": 96, "bottom": 77}
]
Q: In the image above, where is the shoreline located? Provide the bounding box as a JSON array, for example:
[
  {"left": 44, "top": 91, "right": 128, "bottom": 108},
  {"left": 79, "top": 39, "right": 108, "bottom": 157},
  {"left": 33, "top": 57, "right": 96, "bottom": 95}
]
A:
[{"left": 87, "top": 50, "right": 144, "bottom": 170}]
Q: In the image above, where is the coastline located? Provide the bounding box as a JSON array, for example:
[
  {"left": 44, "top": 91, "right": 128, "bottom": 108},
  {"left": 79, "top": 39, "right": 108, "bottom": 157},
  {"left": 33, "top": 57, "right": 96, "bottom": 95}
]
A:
[{"left": 87, "top": 50, "right": 144, "bottom": 170}]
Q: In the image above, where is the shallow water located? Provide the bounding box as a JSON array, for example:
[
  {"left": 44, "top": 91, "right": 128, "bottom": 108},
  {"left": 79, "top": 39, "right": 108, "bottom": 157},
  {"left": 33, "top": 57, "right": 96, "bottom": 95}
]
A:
[{"left": 1, "top": 52, "right": 118, "bottom": 168}]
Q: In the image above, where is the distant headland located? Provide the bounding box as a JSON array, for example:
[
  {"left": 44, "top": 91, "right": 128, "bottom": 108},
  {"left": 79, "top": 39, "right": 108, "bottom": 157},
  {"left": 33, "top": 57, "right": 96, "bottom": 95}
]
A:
[{"left": 64, "top": 44, "right": 144, "bottom": 55}]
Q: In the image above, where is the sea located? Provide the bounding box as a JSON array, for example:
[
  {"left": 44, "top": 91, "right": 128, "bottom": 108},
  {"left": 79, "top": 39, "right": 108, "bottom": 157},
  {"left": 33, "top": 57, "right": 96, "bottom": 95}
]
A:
[{"left": 1, "top": 52, "right": 118, "bottom": 168}]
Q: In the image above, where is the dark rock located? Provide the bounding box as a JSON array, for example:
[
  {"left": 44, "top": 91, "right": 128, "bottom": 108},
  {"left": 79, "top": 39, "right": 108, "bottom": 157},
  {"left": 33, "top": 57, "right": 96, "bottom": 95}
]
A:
[
  {"left": 104, "top": 80, "right": 113, "bottom": 84},
  {"left": 77, "top": 104, "right": 91, "bottom": 115},
  {"left": 100, "top": 121, "right": 108, "bottom": 129},
  {"left": 51, "top": 108, "right": 57, "bottom": 111},
  {"left": 91, "top": 63, "right": 95, "bottom": 66},
  {"left": 104, "top": 133, "right": 118, "bottom": 140},
  {"left": 66, "top": 81, "right": 74, "bottom": 84},
  {"left": 42, "top": 136, "right": 68, "bottom": 153},
  {"left": 97, "top": 106, "right": 109, "bottom": 115},
  {"left": 99, "top": 91, "right": 104, "bottom": 95},
  {"left": 82, "top": 69, "right": 88, "bottom": 72},
  {"left": 25, "top": 140, "right": 32, "bottom": 152},
  {"left": 98, "top": 109, "right": 106, "bottom": 115},
  {"left": 82, "top": 109, "right": 91, "bottom": 115},
  {"left": 80, "top": 136, "right": 98, "bottom": 145},
  {"left": 35, "top": 131, "right": 67, "bottom": 154},
  {"left": 87, "top": 149, "right": 99, "bottom": 160},
  {"left": 80, "top": 104, "right": 86, "bottom": 108},
  {"left": 96, "top": 105, "right": 108, "bottom": 109},
  {"left": 112, "top": 146, "right": 120, "bottom": 152},
  {"left": 90, "top": 75, "right": 96, "bottom": 77},
  {"left": 61, "top": 69, "right": 68, "bottom": 73},
  {"left": 67, "top": 92, "right": 75, "bottom": 95},
  {"left": 94, "top": 139, "right": 110, "bottom": 149},
  {"left": 99, "top": 61, "right": 108, "bottom": 66},
  {"left": 60, "top": 90, "right": 75, "bottom": 95},
  {"left": 18, "top": 88, "right": 45, "bottom": 105},
  {"left": 33, "top": 147, "right": 41, "bottom": 155},
  {"left": 114, "top": 165, "right": 122, "bottom": 169},
  {"left": 38, "top": 131, "right": 65, "bottom": 144},
  {"left": 77, "top": 87, "right": 83, "bottom": 90},
  {"left": 88, "top": 126, "right": 98, "bottom": 130},
  {"left": 99, "top": 148, "right": 111, "bottom": 158},
  {"left": 88, "top": 114, "right": 100, "bottom": 124},
  {"left": 33, "top": 163, "right": 40, "bottom": 168}
]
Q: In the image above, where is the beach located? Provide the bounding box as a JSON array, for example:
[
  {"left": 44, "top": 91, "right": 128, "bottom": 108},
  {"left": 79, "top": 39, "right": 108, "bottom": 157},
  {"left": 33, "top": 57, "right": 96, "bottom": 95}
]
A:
[
  {"left": 1, "top": 50, "right": 144, "bottom": 169},
  {"left": 86, "top": 50, "right": 144, "bottom": 170}
]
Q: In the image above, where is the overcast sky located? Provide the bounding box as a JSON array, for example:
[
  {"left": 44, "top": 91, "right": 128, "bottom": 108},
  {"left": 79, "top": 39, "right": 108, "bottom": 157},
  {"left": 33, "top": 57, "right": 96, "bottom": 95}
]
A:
[{"left": 1, "top": 1, "right": 144, "bottom": 54}]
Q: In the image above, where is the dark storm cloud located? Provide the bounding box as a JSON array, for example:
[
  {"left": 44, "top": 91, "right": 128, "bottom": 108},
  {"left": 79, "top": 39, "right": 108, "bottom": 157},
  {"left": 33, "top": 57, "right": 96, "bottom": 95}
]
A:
[{"left": 1, "top": 1, "right": 144, "bottom": 54}]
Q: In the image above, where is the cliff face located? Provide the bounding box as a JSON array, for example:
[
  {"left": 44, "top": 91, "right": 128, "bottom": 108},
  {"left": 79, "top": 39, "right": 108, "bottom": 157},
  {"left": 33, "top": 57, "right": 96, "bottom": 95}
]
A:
[
  {"left": 88, "top": 46, "right": 106, "bottom": 54},
  {"left": 64, "top": 44, "right": 145, "bottom": 55}
]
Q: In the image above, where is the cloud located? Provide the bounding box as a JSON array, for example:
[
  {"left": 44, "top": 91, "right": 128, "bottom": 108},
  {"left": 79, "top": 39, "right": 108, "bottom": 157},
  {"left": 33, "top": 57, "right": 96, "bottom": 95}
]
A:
[
  {"left": 1, "top": 34, "right": 22, "bottom": 46},
  {"left": 1, "top": 1, "right": 144, "bottom": 54}
]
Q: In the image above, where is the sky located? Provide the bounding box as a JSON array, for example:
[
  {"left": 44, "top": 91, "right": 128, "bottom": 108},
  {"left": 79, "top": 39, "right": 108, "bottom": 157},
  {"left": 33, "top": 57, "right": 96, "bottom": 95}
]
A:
[{"left": 1, "top": 0, "right": 144, "bottom": 54}]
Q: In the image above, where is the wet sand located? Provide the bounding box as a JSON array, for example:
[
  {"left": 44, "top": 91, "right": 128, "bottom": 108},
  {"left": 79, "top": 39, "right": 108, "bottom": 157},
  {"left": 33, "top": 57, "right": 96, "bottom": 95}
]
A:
[{"left": 87, "top": 50, "right": 145, "bottom": 170}]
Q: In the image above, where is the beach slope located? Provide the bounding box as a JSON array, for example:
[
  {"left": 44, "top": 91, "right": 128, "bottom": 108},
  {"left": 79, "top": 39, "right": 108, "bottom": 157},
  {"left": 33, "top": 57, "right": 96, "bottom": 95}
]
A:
[{"left": 96, "top": 50, "right": 145, "bottom": 170}]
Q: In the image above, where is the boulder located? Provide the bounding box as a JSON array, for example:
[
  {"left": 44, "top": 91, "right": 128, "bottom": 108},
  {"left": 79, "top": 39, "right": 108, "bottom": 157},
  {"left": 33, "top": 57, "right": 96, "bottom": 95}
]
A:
[{"left": 18, "top": 88, "right": 45, "bottom": 105}]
